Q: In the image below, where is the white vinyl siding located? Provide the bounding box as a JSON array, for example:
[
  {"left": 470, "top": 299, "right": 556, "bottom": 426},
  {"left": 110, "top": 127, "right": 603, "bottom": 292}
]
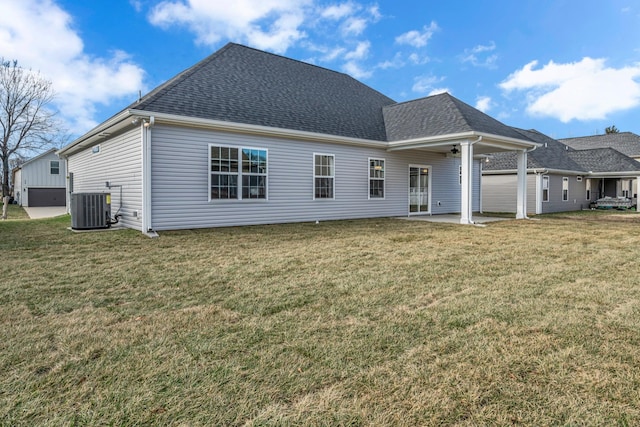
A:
[
  {"left": 481, "top": 174, "right": 537, "bottom": 214},
  {"left": 66, "top": 128, "right": 143, "bottom": 230},
  {"left": 19, "top": 151, "right": 67, "bottom": 207},
  {"left": 150, "top": 125, "right": 482, "bottom": 231}
]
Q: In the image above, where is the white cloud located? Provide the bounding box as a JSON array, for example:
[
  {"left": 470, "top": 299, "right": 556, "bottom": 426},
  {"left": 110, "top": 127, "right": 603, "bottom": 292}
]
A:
[
  {"left": 377, "top": 52, "right": 405, "bottom": 70},
  {"left": 343, "top": 61, "right": 372, "bottom": 79},
  {"left": 475, "top": 96, "right": 492, "bottom": 112},
  {"left": 461, "top": 41, "right": 498, "bottom": 68},
  {"left": 395, "top": 21, "right": 438, "bottom": 48},
  {"left": 408, "top": 53, "right": 430, "bottom": 65},
  {"left": 344, "top": 41, "right": 370, "bottom": 60},
  {"left": 321, "top": 3, "right": 355, "bottom": 20},
  {"left": 412, "top": 75, "right": 446, "bottom": 94},
  {"left": 500, "top": 57, "right": 640, "bottom": 122},
  {"left": 0, "top": 0, "right": 145, "bottom": 134},
  {"left": 428, "top": 87, "right": 449, "bottom": 96},
  {"left": 343, "top": 17, "right": 367, "bottom": 35},
  {"left": 149, "top": 0, "right": 311, "bottom": 54}
]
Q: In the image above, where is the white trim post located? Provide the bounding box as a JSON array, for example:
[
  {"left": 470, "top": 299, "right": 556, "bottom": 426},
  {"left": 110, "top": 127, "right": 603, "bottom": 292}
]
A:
[
  {"left": 637, "top": 177, "right": 640, "bottom": 211},
  {"left": 516, "top": 149, "right": 528, "bottom": 219},
  {"left": 460, "top": 141, "right": 473, "bottom": 224}
]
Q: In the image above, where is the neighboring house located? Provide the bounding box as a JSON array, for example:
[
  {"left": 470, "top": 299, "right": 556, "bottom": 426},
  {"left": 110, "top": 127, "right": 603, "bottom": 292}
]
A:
[
  {"left": 12, "top": 148, "right": 67, "bottom": 207},
  {"left": 482, "top": 129, "right": 640, "bottom": 214},
  {"left": 57, "top": 43, "right": 538, "bottom": 234},
  {"left": 560, "top": 132, "right": 640, "bottom": 197}
]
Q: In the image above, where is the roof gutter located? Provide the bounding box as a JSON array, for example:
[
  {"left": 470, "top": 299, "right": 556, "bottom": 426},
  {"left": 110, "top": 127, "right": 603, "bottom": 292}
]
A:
[
  {"left": 128, "top": 110, "right": 389, "bottom": 149},
  {"left": 57, "top": 110, "right": 138, "bottom": 157},
  {"left": 386, "top": 131, "right": 539, "bottom": 152}
]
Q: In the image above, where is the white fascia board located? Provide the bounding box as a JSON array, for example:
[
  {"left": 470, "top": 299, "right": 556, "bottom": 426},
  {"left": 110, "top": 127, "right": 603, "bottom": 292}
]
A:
[
  {"left": 57, "top": 110, "right": 135, "bottom": 157},
  {"left": 588, "top": 171, "right": 640, "bottom": 178},
  {"left": 387, "top": 131, "right": 540, "bottom": 152},
  {"left": 20, "top": 148, "right": 58, "bottom": 167},
  {"left": 482, "top": 168, "right": 547, "bottom": 175},
  {"left": 129, "top": 110, "right": 388, "bottom": 149}
]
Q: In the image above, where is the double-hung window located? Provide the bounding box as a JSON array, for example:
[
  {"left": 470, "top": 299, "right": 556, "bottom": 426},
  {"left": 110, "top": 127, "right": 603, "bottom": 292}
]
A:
[
  {"left": 50, "top": 160, "right": 60, "bottom": 175},
  {"left": 314, "top": 154, "right": 334, "bottom": 199},
  {"left": 369, "top": 158, "right": 385, "bottom": 198},
  {"left": 210, "top": 145, "right": 267, "bottom": 200},
  {"left": 542, "top": 176, "right": 549, "bottom": 202},
  {"left": 562, "top": 177, "right": 569, "bottom": 201}
]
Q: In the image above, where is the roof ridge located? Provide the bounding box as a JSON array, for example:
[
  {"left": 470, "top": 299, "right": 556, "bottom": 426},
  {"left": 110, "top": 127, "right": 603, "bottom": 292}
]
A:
[
  {"left": 132, "top": 42, "right": 236, "bottom": 109},
  {"left": 384, "top": 92, "right": 450, "bottom": 110}
]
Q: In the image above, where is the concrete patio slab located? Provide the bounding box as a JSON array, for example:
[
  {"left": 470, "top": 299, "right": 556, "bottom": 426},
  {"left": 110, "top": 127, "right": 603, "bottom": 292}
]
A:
[
  {"left": 23, "top": 206, "right": 67, "bottom": 219},
  {"left": 399, "top": 214, "right": 515, "bottom": 225}
]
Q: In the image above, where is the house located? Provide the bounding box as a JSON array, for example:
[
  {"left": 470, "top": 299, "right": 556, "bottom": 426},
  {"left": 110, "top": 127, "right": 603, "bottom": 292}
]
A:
[
  {"left": 57, "top": 43, "right": 538, "bottom": 234},
  {"left": 482, "top": 129, "right": 640, "bottom": 214},
  {"left": 560, "top": 132, "right": 640, "bottom": 197},
  {"left": 12, "top": 148, "right": 67, "bottom": 207}
]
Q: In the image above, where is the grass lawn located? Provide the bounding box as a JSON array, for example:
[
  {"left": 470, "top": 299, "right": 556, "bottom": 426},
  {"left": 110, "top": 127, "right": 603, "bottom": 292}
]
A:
[
  {"left": 1, "top": 203, "right": 29, "bottom": 220},
  {"left": 1, "top": 213, "right": 640, "bottom": 425}
]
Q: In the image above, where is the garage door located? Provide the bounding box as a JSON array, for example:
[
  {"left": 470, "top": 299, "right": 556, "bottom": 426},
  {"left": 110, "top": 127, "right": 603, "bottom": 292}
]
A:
[{"left": 28, "top": 188, "right": 66, "bottom": 207}]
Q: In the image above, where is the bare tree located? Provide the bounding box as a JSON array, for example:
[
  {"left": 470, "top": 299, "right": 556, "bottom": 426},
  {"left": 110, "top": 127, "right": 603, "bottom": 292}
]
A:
[{"left": 0, "top": 59, "right": 56, "bottom": 219}]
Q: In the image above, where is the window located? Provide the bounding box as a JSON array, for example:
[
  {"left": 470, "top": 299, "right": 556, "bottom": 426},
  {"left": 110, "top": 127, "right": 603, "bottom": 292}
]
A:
[
  {"left": 314, "top": 154, "right": 334, "bottom": 199},
  {"left": 621, "top": 180, "right": 631, "bottom": 198},
  {"left": 586, "top": 179, "right": 591, "bottom": 200},
  {"left": 369, "top": 158, "right": 385, "bottom": 198},
  {"left": 241, "top": 148, "right": 267, "bottom": 199},
  {"left": 542, "top": 176, "right": 549, "bottom": 202},
  {"left": 562, "top": 177, "right": 569, "bottom": 201},
  {"left": 209, "top": 145, "right": 267, "bottom": 200},
  {"left": 50, "top": 160, "right": 60, "bottom": 175}
]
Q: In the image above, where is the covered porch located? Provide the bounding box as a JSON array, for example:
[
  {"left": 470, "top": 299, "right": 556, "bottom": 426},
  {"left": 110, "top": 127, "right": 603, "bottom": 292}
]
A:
[{"left": 388, "top": 132, "right": 539, "bottom": 224}]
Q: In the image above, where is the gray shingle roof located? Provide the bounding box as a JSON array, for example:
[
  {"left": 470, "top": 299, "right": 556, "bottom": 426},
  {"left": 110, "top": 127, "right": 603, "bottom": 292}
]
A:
[
  {"left": 483, "top": 128, "right": 585, "bottom": 172},
  {"left": 131, "top": 43, "right": 396, "bottom": 141},
  {"left": 567, "top": 148, "right": 640, "bottom": 172},
  {"left": 484, "top": 128, "right": 640, "bottom": 174},
  {"left": 559, "top": 132, "right": 640, "bottom": 157},
  {"left": 382, "top": 93, "right": 530, "bottom": 142}
]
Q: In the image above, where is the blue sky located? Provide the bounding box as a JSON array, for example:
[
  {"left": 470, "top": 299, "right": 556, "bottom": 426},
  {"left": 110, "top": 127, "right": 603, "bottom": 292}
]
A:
[{"left": 1, "top": 0, "right": 639, "bottom": 140}]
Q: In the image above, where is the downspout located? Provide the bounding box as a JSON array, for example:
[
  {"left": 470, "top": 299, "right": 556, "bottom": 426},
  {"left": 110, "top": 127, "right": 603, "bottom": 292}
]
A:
[{"left": 142, "top": 116, "right": 158, "bottom": 237}]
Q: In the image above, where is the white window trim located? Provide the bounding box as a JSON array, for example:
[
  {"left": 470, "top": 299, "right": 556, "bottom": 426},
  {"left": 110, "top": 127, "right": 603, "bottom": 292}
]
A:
[
  {"left": 368, "top": 157, "right": 385, "bottom": 200},
  {"left": 542, "top": 175, "right": 549, "bottom": 202},
  {"left": 208, "top": 144, "right": 268, "bottom": 202},
  {"left": 50, "top": 160, "right": 60, "bottom": 175},
  {"left": 313, "top": 153, "right": 335, "bottom": 200},
  {"left": 562, "top": 177, "right": 569, "bottom": 201}
]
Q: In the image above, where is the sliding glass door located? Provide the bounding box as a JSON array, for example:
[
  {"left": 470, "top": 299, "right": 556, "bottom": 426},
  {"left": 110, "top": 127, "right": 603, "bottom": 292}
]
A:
[{"left": 409, "top": 165, "right": 431, "bottom": 214}]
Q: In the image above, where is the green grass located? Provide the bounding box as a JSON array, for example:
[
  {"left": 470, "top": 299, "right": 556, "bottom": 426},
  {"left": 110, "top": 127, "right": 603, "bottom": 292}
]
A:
[
  {"left": 1, "top": 213, "right": 640, "bottom": 425},
  {"left": 1, "top": 203, "right": 29, "bottom": 220}
]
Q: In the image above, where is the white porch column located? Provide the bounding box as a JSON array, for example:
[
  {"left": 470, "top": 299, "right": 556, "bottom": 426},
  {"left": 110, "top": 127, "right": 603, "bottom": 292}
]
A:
[
  {"left": 460, "top": 141, "right": 474, "bottom": 224},
  {"left": 516, "top": 149, "right": 528, "bottom": 219}
]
